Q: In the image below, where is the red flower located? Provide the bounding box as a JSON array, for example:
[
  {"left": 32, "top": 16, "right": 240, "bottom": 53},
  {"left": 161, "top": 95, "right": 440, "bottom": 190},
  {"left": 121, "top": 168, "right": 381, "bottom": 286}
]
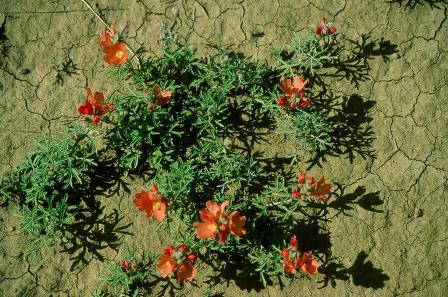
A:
[
  {"left": 283, "top": 257, "right": 297, "bottom": 274},
  {"left": 78, "top": 88, "right": 113, "bottom": 125},
  {"left": 278, "top": 76, "right": 308, "bottom": 97},
  {"left": 121, "top": 260, "right": 132, "bottom": 271},
  {"left": 315, "top": 17, "right": 336, "bottom": 36},
  {"left": 103, "top": 42, "right": 128, "bottom": 66},
  {"left": 309, "top": 177, "right": 332, "bottom": 201},
  {"left": 281, "top": 235, "right": 320, "bottom": 275},
  {"left": 290, "top": 234, "right": 298, "bottom": 250},
  {"left": 277, "top": 75, "right": 309, "bottom": 109},
  {"left": 193, "top": 200, "right": 246, "bottom": 244},
  {"left": 281, "top": 235, "right": 300, "bottom": 274},
  {"left": 299, "top": 97, "right": 311, "bottom": 108},
  {"left": 298, "top": 171, "right": 306, "bottom": 185},
  {"left": 133, "top": 185, "right": 168, "bottom": 221},
  {"left": 295, "top": 171, "right": 332, "bottom": 202},
  {"left": 276, "top": 96, "right": 289, "bottom": 107},
  {"left": 308, "top": 176, "right": 316, "bottom": 185},
  {"left": 297, "top": 251, "right": 320, "bottom": 274},
  {"left": 291, "top": 190, "right": 302, "bottom": 200},
  {"left": 163, "top": 245, "right": 175, "bottom": 256},
  {"left": 152, "top": 86, "right": 172, "bottom": 106},
  {"left": 186, "top": 253, "right": 197, "bottom": 261},
  {"left": 157, "top": 244, "right": 197, "bottom": 282}
]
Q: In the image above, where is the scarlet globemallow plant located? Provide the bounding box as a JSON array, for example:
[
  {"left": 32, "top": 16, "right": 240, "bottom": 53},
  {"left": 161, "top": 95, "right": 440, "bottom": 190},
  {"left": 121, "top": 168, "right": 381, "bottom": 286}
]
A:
[
  {"left": 78, "top": 88, "right": 114, "bottom": 125},
  {"left": 277, "top": 75, "right": 311, "bottom": 109},
  {"left": 98, "top": 25, "right": 128, "bottom": 66},
  {"left": 291, "top": 171, "right": 332, "bottom": 202},
  {"left": 133, "top": 184, "right": 168, "bottom": 221},
  {"left": 281, "top": 235, "right": 320, "bottom": 275},
  {"left": 193, "top": 200, "right": 247, "bottom": 244},
  {"left": 157, "top": 244, "right": 197, "bottom": 282}
]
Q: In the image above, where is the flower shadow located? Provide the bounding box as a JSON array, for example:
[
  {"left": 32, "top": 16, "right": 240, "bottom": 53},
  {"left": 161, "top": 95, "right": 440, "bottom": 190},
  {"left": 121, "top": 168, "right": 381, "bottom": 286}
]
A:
[
  {"left": 318, "top": 251, "right": 390, "bottom": 289},
  {"left": 328, "top": 184, "right": 383, "bottom": 217}
]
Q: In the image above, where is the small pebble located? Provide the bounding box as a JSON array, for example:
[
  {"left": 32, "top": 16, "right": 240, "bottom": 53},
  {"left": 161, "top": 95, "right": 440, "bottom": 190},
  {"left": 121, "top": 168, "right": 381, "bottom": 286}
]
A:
[{"left": 19, "top": 68, "right": 30, "bottom": 75}]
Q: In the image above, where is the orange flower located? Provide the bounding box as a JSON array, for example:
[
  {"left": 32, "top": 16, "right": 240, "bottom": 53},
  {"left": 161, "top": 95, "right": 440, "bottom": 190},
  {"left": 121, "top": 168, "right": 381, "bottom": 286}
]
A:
[
  {"left": 103, "top": 42, "right": 128, "bottom": 66},
  {"left": 194, "top": 200, "right": 246, "bottom": 244},
  {"left": 133, "top": 185, "right": 168, "bottom": 221},
  {"left": 283, "top": 257, "right": 297, "bottom": 274},
  {"left": 310, "top": 177, "right": 332, "bottom": 201},
  {"left": 157, "top": 254, "right": 176, "bottom": 277},
  {"left": 176, "top": 263, "right": 196, "bottom": 282},
  {"left": 229, "top": 211, "right": 247, "bottom": 237},
  {"left": 157, "top": 244, "right": 197, "bottom": 282},
  {"left": 294, "top": 171, "right": 332, "bottom": 202},
  {"left": 152, "top": 86, "right": 172, "bottom": 106},
  {"left": 281, "top": 235, "right": 319, "bottom": 275},
  {"left": 277, "top": 75, "right": 309, "bottom": 109},
  {"left": 278, "top": 76, "right": 307, "bottom": 97},
  {"left": 78, "top": 88, "right": 113, "bottom": 125},
  {"left": 297, "top": 251, "right": 320, "bottom": 274}
]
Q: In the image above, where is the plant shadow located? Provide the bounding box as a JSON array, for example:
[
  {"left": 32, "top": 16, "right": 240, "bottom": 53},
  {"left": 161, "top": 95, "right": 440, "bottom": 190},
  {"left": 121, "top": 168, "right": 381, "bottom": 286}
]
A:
[
  {"left": 61, "top": 206, "right": 132, "bottom": 271},
  {"left": 307, "top": 93, "right": 377, "bottom": 169},
  {"left": 386, "top": 0, "right": 448, "bottom": 9},
  {"left": 322, "top": 34, "right": 399, "bottom": 88}
]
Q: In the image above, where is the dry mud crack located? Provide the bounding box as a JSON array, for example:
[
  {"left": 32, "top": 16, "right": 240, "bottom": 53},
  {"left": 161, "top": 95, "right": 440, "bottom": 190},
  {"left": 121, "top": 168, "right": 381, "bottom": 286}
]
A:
[{"left": 1, "top": 0, "right": 447, "bottom": 296}]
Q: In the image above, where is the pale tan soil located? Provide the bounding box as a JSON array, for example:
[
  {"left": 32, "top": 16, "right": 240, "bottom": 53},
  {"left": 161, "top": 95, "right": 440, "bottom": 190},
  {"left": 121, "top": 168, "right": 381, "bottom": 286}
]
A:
[{"left": 0, "top": 0, "right": 447, "bottom": 296}]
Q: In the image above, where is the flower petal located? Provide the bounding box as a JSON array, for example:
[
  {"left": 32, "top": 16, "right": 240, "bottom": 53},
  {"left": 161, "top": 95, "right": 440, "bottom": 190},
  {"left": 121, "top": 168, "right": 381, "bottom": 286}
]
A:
[
  {"left": 176, "top": 263, "right": 196, "bottom": 282},
  {"left": 229, "top": 211, "right": 246, "bottom": 237},
  {"left": 157, "top": 254, "right": 176, "bottom": 277}
]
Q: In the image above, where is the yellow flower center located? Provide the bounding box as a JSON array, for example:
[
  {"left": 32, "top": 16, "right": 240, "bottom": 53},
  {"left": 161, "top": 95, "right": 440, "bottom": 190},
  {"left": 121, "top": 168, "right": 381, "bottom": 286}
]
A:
[
  {"left": 115, "top": 50, "right": 124, "bottom": 59},
  {"left": 207, "top": 223, "right": 218, "bottom": 232},
  {"left": 153, "top": 202, "right": 161, "bottom": 210}
]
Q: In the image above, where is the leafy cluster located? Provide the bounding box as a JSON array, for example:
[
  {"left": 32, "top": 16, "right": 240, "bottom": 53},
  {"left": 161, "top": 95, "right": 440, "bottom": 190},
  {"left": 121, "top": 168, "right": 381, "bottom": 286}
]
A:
[{"left": 0, "top": 124, "right": 97, "bottom": 259}]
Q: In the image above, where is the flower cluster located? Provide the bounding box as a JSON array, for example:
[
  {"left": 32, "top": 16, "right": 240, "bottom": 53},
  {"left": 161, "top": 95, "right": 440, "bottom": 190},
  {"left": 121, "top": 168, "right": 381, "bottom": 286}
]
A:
[
  {"left": 147, "top": 86, "right": 172, "bottom": 110},
  {"left": 98, "top": 25, "right": 128, "bottom": 66},
  {"left": 277, "top": 75, "right": 311, "bottom": 109},
  {"left": 157, "top": 244, "right": 197, "bottom": 282},
  {"left": 315, "top": 17, "right": 336, "bottom": 36},
  {"left": 133, "top": 184, "right": 168, "bottom": 221},
  {"left": 194, "top": 200, "right": 246, "bottom": 244},
  {"left": 78, "top": 88, "right": 114, "bottom": 125},
  {"left": 291, "top": 171, "right": 332, "bottom": 202},
  {"left": 281, "top": 235, "right": 319, "bottom": 275}
]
